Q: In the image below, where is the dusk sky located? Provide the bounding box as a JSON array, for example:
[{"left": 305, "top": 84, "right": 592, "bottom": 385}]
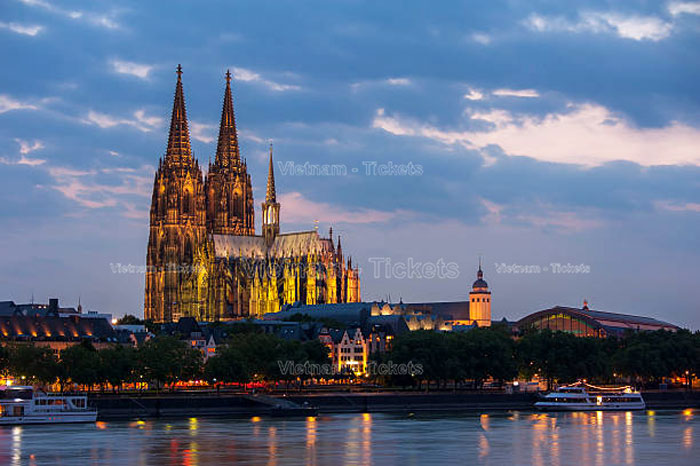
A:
[{"left": 1, "top": 0, "right": 698, "bottom": 328}]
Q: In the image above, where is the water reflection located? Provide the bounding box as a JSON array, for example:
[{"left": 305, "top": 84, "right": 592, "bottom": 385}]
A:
[
  {"left": 306, "top": 416, "right": 317, "bottom": 463},
  {"left": 625, "top": 411, "right": 634, "bottom": 465},
  {"left": 647, "top": 410, "right": 656, "bottom": 437},
  {"left": 531, "top": 412, "right": 548, "bottom": 466},
  {"left": 0, "top": 410, "right": 696, "bottom": 464},
  {"left": 479, "top": 433, "right": 490, "bottom": 458},
  {"left": 267, "top": 426, "right": 277, "bottom": 466},
  {"left": 595, "top": 411, "right": 604, "bottom": 466},
  {"left": 479, "top": 414, "right": 491, "bottom": 459},
  {"left": 12, "top": 426, "right": 21, "bottom": 466},
  {"left": 361, "top": 413, "right": 372, "bottom": 465},
  {"left": 480, "top": 413, "right": 490, "bottom": 431},
  {"left": 549, "top": 416, "right": 559, "bottom": 466},
  {"left": 610, "top": 413, "right": 621, "bottom": 464},
  {"left": 683, "top": 426, "right": 693, "bottom": 449}
]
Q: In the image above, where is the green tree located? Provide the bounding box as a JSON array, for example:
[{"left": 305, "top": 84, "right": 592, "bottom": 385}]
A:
[
  {"left": 138, "top": 336, "right": 203, "bottom": 390},
  {"left": 470, "top": 327, "right": 517, "bottom": 386},
  {"left": 100, "top": 345, "right": 137, "bottom": 391},
  {"left": 59, "top": 341, "right": 102, "bottom": 391},
  {"left": 0, "top": 345, "right": 9, "bottom": 378},
  {"left": 388, "top": 330, "right": 452, "bottom": 390},
  {"left": 116, "top": 314, "right": 143, "bottom": 325},
  {"left": 204, "top": 345, "right": 248, "bottom": 386},
  {"left": 7, "top": 344, "right": 61, "bottom": 385},
  {"left": 226, "top": 333, "right": 286, "bottom": 382}
]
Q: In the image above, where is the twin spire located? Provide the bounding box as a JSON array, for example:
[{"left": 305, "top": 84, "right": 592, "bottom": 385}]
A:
[
  {"left": 165, "top": 64, "right": 192, "bottom": 164},
  {"left": 165, "top": 65, "right": 279, "bottom": 214},
  {"left": 215, "top": 69, "right": 241, "bottom": 169},
  {"left": 165, "top": 65, "right": 241, "bottom": 171}
]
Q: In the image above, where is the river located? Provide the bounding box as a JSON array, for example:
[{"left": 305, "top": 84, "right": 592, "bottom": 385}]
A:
[{"left": 0, "top": 409, "right": 696, "bottom": 464}]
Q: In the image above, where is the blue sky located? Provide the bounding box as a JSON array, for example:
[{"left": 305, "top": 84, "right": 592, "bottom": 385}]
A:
[{"left": 0, "top": 0, "right": 698, "bottom": 328}]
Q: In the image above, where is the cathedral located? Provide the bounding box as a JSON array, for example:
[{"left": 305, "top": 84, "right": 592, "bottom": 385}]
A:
[{"left": 145, "top": 66, "right": 360, "bottom": 323}]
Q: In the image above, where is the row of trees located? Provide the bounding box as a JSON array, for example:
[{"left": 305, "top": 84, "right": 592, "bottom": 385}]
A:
[
  {"left": 0, "top": 334, "right": 330, "bottom": 392},
  {"left": 379, "top": 326, "right": 699, "bottom": 390},
  {"left": 0, "top": 337, "right": 201, "bottom": 391},
  {"left": 1, "top": 326, "right": 697, "bottom": 392}
]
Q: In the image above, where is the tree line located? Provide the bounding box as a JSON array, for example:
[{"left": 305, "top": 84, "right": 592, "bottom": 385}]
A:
[
  {"left": 0, "top": 326, "right": 697, "bottom": 392},
  {"left": 377, "top": 326, "right": 699, "bottom": 390},
  {"left": 0, "top": 333, "right": 330, "bottom": 392}
]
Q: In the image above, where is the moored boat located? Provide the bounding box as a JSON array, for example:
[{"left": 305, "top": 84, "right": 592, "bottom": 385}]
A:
[
  {"left": 0, "top": 385, "right": 97, "bottom": 425},
  {"left": 535, "top": 383, "right": 645, "bottom": 411}
]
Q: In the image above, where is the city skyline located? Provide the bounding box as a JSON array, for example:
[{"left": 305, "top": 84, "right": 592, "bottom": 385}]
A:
[{"left": 1, "top": 1, "right": 699, "bottom": 329}]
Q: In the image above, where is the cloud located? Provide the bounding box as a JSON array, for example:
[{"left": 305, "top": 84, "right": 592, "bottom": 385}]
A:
[
  {"left": 492, "top": 88, "right": 539, "bottom": 98},
  {"left": 122, "top": 202, "right": 149, "bottom": 220},
  {"left": 655, "top": 200, "right": 700, "bottom": 213},
  {"left": 464, "top": 87, "right": 538, "bottom": 101},
  {"left": 385, "top": 78, "right": 411, "bottom": 86},
  {"left": 280, "top": 191, "right": 411, "bottom": 225},
  {"left": 479, "top": 198, "right": 602, "bottom": 232},
  {"left": 82, "top": 109, "right": 163, "bottom": 132},
  {"left": 464, "top": 88, "right": 484, "bottom": 101},
  {"left": 0, "top": 94, "right": 38, "bottom": 114},
  {"left": 351, "top": 77, "right": 413, "bottom": 91},
  {"left": 480, "top": 198, "right": 503, "bottom": 224},
  {"left": 18, "top": 0, "right": 121, "bottom": 30},
  {"left": 469, "top": 32, "right": 492, "bottom": 45},
  {"left": 0, "top": 155, "right": 46, "bottom": 166},
  {"left": 230, "top": 67, "right": 301, "bottom": 92},
  {"left": 190, "top": 121, "right": 217, "bottom": 143},
  {"left": 668, "top": 2, "right": 700, "bottom": 16},
  {"left": 16, "top": 139, "right": 44, "bottom": 155},
  {"left": 17, "top": 155, "right": 47, "bottom": 166},
  {"left": 110, "top": 60, "right": 154, "bottom": 79},
  {"left": 524, "top": 11, "right": 673, "bottom": 41},
  {"left": 372, "top": 103, "right": 700, "bottom": 167},
  {"left": 240, "top": 130, "right": 265, "bottom": 144},
  {"left": 516, "top": 209, "right": 603, "bottom": 232},
  {"left": 0, "top": 21, "right": 44, "bottom": 36},
  {"left": 47, "top": 165, "right": 151, "bottom": 210},
  {"left": 0, "top": 139, "right": 47, "bottom": 166}
]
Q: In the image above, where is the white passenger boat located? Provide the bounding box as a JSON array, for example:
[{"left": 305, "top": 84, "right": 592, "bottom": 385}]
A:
[
  {"left": 535, "top": 383, "right": 645, "bottom": 411},
  {"left": 0, "top": 385, "right": 97, "bottom": 425}
]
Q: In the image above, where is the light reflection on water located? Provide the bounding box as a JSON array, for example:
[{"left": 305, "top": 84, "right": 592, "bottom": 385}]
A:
[{"left": 0, "top": 410, "right": 697, "bottom": 465}]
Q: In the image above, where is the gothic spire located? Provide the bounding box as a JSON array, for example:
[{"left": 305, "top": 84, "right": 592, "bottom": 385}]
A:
[
  {"left": 165, "top": 64, "right": 192, "bottom": 164},
  {"left": 214, "top": 69, "right": 240, "bottom": 169},
  {"left": 266, "top": 143, "right": 276, "bottom": 202}
]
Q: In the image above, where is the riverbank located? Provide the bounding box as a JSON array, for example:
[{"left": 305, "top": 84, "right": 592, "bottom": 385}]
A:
[{"left": 92, "top": 390, "right": 700, "bottom": 420}]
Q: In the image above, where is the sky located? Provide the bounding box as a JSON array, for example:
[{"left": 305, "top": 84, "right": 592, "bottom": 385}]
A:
[{"left": 0, "top": 0, "right": 698, "bottom": 329}]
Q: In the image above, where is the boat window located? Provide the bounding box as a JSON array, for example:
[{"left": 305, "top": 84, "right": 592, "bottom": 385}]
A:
[
  {"left": 72, "top": 398, "right": 86, "bottom": 408},
  {"left": 0, "top": 388, "right": 33, "bottom": 400}
]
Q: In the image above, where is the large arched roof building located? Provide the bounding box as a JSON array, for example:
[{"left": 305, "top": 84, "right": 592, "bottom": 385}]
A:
[{"left": 515, "top": 302, "right": 679, "bottom": 338}]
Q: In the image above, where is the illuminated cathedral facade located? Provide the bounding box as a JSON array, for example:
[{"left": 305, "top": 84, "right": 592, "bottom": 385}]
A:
[{"left": 145, "top": 66, "right": 360, "bottom": 323}]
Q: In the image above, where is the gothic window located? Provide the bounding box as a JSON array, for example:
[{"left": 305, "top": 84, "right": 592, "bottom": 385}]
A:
[
  {"left": 183, "top": 191, "right": 191, "bottom": 214},
  {"left": 184, "top": 238, "right": 193, "bottom": 262}
]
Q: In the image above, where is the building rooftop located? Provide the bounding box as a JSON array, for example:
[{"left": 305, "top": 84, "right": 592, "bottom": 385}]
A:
[
  {"left": 0, "top": 314, "right": 117, "bottom": 341},
  {"left": 516, "top": 305, "right": 679, "bottom": 336},
  {"left": 213, "top": 230, "right": 331, "bottom": 259}
]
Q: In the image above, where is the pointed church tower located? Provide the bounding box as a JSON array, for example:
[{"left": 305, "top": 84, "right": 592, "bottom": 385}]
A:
[
  {"left": 262, "top": 144, "right": 280, "bottom": 245},
  {"left": 145, "top": 65, "right": 209, "bottom": 323},
  {"left": 468, "top": 258, "right": 491, "bottom": 327},
  {"left": 205, "top": 70, "right": 255, "bottom": 236}
]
